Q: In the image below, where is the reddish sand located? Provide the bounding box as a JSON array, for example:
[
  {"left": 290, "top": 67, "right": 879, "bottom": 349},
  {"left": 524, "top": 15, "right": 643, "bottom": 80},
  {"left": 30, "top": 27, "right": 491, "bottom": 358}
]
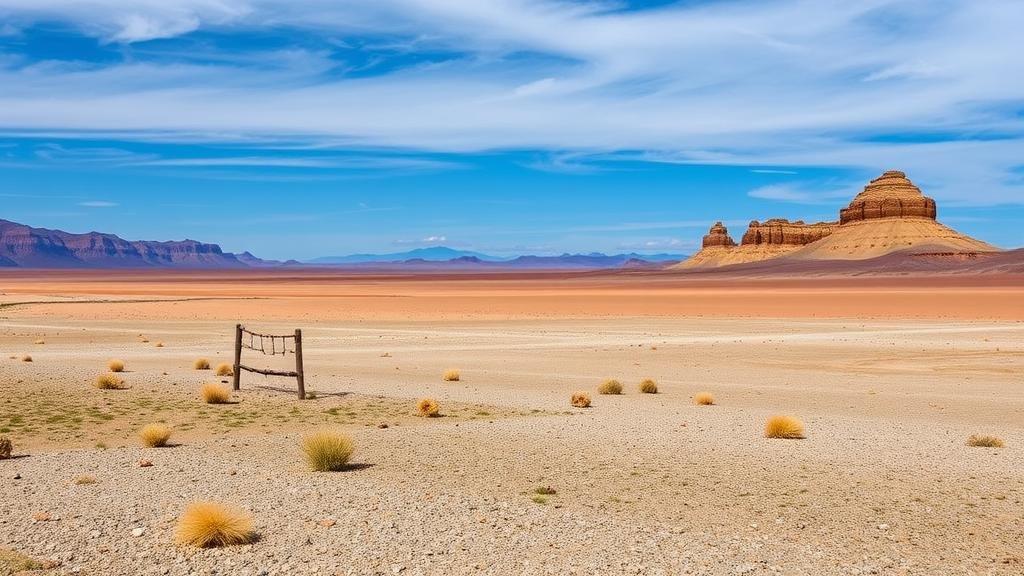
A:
[{"left": 1, "top": 268, "right": 1023, "bottom": 321}]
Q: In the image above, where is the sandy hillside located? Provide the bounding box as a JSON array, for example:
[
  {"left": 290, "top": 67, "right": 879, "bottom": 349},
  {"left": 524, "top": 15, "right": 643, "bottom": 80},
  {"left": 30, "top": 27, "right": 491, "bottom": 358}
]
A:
[{"left": 1, "top": 270, "right": 1022, "bottom": 575}]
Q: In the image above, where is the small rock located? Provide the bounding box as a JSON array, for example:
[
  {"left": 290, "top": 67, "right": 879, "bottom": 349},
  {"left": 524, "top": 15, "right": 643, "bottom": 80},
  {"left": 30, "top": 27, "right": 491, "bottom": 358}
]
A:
[
  {"left": 378, "top": 423, "right": 389, "bottom": 429},
  {"left": 139, "top": 460, "right": 153, "bottom": 468},
  {"left": 877, "top": 524, "right": 890, "bottom": 531},
  {"left": 131, "top": 527, "right": 146, "bottom": 537},
  {"left": 319, "top": 519, "right": 337, "bottom": 528},
  {"left": 33, "top": 511, "right": 52, "bottom": 522}
]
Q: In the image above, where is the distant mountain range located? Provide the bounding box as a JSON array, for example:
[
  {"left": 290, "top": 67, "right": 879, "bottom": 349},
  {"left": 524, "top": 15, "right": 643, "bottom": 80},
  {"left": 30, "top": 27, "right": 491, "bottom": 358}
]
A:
[
  {"left": 309, "top": 247, "right": 684, "bottom": 268},
  {"left": 0, "top": 218, "right": 261, "bottom": 268},
  {"left": 0, "top": 219, "right": 684, "bottom": 269}
]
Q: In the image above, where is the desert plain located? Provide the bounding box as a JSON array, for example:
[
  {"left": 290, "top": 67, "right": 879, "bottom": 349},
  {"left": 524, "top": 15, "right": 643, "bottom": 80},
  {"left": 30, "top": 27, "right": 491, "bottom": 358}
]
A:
[{"left": 1, "top": 269, "right": 1023, "bottom": 575}]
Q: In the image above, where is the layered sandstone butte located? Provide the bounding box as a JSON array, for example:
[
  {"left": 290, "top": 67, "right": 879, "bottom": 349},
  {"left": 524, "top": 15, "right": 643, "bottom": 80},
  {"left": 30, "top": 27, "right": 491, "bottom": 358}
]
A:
[
  {"left": 702, "top": 222, "right": 736, "bottom": 248},
  {"left": 839, "top": 171, "right": 936, "bottom": 224},
  {"left": 0, "top": 218, "right": 262, "bottom": 268},
  {"left": 675, "top": 170, "right": 998, "bottom": 269},
  {"left": 678, "top": 218, "right": 836, "bottom": 268}
]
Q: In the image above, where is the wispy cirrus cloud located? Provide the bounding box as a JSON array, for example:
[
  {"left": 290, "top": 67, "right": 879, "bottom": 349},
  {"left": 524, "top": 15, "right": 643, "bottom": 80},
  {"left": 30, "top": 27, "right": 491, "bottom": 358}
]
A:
[{"left": 0, "top": 0, "right": 1021, "bottom": 206}]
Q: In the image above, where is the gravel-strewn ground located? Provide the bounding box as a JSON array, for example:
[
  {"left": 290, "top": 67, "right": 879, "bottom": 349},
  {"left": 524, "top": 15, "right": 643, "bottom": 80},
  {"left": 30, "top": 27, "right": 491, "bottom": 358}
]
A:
[{"left": 2, "top": 313, "right": 1023, "bottom": 575}]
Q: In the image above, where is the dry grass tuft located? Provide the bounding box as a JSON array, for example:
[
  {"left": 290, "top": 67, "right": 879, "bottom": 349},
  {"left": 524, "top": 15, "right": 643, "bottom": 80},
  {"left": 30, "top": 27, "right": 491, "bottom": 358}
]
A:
[
  {"left": 94, "top": 373, "right": 128, "bottom": 390},
  {"left": 571, "top": 392, "right": 592, "bottom": 408},
  {"left": 967, "top": 434, "right": 1005, "bottom": 448},
  {"left": 0, "top": 436, "right": 11, "bottom": 459},
  {"left": 417, "top": 398, "right": 441, "bottom": 417},
  {"left": 155, "top": 342, "right": 165, "bottom": 348},
  {"left": 301, "top": 430, "right": 355, "bottom": 472},
  {"left": 639, "top": 378, "right": 658, "bottom": 394},
  {"left": 597, "top": 379, "right": 623, "bottom": 395},
  {"left": 201, "top": 383, "right": 231, "bottom": 404},
  {"left": 193, "top": 358, "right": 211, "bottom": 370},
  {"left": 764, "top": 415, "right": 805, "bottom": 439},
  {"left": 139, "top": 423, "right": 172, "bottom": 448},
  {"left": 73, "top": 475, "right": 97, "bottom": 485},
  {"left": 214, "top": 363, "right": 234, "bottom": 377},
  {"left": 21, "top": 355, "right": 32, "bottom": 362},
  {"left": 108, "top": 359, "right": 126, "bottom": 373},
  {"left": 443, "top": 369, "right": 461, "bottom": 382},
  {"left": 694, "top": 392, "right": 715, "bottom": 406},
  {"left": 175, "top": 501, "right": 254, "bottom": 548},
  {"left": 33, "top": 339, "right": 45, "bottom": 345}
]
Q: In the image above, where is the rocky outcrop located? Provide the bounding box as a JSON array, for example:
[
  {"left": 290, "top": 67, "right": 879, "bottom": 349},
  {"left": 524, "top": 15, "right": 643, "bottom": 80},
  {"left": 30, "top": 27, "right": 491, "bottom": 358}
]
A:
[
  {"left": 0, "top": 219, "right": 266, "bottom": 268},
  {"left": 702, "top": 222, "right": 736, "bottom": 248},
  {"left": 839, "top": 170, "right": 937, "bottom": 224},
  {"left": 674, "top": 170, "right": 998, "bottom": 270},
  {"left": 740, "top": 219, "right": 836, "bottom": 246}
]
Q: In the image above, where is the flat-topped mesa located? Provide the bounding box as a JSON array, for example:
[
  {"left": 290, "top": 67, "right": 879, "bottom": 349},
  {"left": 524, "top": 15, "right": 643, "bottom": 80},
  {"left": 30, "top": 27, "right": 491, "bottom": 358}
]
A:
[
  {"left": 702, "top": 221, "right": 737, "bottom": 248},
  {"left": 840, "top": 170, "right": 937, "bottom": 224},
  {"left": 741, "top": 219, "right": 837, "bottom": 246}
]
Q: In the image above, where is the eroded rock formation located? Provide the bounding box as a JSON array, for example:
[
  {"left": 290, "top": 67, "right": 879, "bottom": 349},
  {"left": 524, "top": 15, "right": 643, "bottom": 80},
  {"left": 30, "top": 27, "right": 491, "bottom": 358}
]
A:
[
  {"left": 702, "top": 221, "right": 737, "bottom": 248},
  {"left": 839, "top": 170, "right": 937, "bottom": 224},
  {"left": 740, "top": 219, "right": 836, "bottom": 247},
  {"left": 675, "top": 170, "right": 996, "bottom": 269}
]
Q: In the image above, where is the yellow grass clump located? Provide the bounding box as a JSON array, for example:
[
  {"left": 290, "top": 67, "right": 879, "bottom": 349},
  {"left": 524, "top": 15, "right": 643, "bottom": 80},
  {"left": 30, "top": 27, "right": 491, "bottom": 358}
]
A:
[
  {"left": 155, "top": 342, "right": 165, "bottom": 348},
  {"left": 443, "top": 369, "right": 461, "bottom": 382},
  {"left": 21, "top": 355, "right": 32, "bottom": 362},
  {"left": 967, "top": 434, "right": 1005, "bottom": 448},
  {"left": 639, "top": 378, "right": 658, "bottom": 394},
  {"left": 301, "top": 430, "right": 355, "bottom": 472},
  {"left": 694, "top": 392, "right": 716, "bottom": 406},
  {"left": 139, "top": 423, "right": 172, "bottom": 448},
  {"left": 175, "top": 501, "right": 254, "bottom": 548},
  {"left": 33, "top": 339, "right": 45, "bottom": 345},
  {"left": 74, "top": 475, "right": 97, "bottom": 485},
  {"left": 0, "top": 436, "right": 11, "bottom": 459},
  {"left": 201, "top": 383, "right": 231, "bottom": 404},
  {"left": 108, "top": 359, "right": 126, "bottom": 373},
  {"left": 94, "top": 373, "right": 128, "bottom": 390},
  {"left": 193, "top": 358, "right": 211, "bottom": 370},
  {"left": 571, "top": 392, "right": 592, "bottom": 408},
  {"left": 417, "top": 398, "right": 440, "bottom": 418},
  {"left": 598, "top": 379, "right": 623, "bottom": 395},
  {"left": 764, "top": 415, "right": 805, "bottom": 439},
  {"left": 214, "top": 363, "right": 234, "bottom": 377}
]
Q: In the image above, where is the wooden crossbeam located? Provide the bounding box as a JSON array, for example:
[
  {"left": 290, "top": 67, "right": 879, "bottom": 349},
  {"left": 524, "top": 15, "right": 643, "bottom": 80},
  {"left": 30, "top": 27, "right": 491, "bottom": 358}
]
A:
[{"left": 237, "top": 364, "right": 299, "bottom": 378}]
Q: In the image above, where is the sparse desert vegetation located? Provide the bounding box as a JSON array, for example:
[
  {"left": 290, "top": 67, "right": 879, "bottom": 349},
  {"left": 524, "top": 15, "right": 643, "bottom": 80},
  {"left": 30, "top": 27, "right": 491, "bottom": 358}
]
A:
[
  {"left": 108, "top": 359, "right": 126, "bottom": 372},
  {"left": 193, "top": 358, "right": 211, "bottom": 370},
  {"left": 94, "top": 373, "right": 128, "bottom": 390},
  {"left": 301, "top": 430, "right": 355, "bottom": 471},
  {"left": 571, "top": 392, "right": 592, "bottom": 408},
  {"left": 639, "top": 378, "right": 658, "bottom": 394},
  {"left": 417, "top": 398, "right": 440, "bottom": 417},
  {"left": 967, "top": 434, "right": 1005, "bottom": 448},
  {"left": 764, "top": 415, "right": 806, "bottom": 439},
  {"left": 214, "top": 363, "right": 234, "bottom": 377},
  {"left": 73, "top": 475, "right": 98, "bottom": 485},
  {"left": 443, "top": 368, "right": 461, "bottom": 381},
  {"left": 598, "top": 379, "right": 623, "bottom": 395},
  {"left": 201, "top": 383, "right": 231, "bottom": 404},
  {"left": 694, "top": 392, "right": 715, "bottom": 406},
  {"left": 175, "top": 501, "right": 254, "bottom": 548},
  {"left": 22, "top": 355, "right": 32, "bottom": 362},
  {"left": 33, "top": 339, "right": 45, "bottom": 345},
  {"left": 0, "top": 435, "right": 11, "bottom": 459},
  {"left": 139, "top": 423, "right": 172, "bottom": 447}
]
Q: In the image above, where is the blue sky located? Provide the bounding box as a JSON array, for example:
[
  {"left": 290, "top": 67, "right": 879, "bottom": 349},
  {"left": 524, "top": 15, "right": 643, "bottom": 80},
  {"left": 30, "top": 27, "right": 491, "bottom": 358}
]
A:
[{"left": 1, "top": 0, "right": 1023, "bottom": 260}]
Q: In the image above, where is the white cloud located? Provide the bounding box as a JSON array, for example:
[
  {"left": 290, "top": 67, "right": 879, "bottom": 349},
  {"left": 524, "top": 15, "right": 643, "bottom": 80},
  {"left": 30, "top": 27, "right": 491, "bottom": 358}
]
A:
[
  {"left": 0, "top": 0, "right": 1021, "bottom": 204},
  {"left": 78, "top": 200, "right": 118, "bottom": 207}
]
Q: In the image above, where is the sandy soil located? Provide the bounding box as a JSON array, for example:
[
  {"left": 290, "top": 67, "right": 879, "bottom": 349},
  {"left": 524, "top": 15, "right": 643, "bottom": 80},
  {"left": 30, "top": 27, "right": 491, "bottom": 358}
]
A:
[{"left": 1, "top": 270, "right": 1022, "bottom": 575}]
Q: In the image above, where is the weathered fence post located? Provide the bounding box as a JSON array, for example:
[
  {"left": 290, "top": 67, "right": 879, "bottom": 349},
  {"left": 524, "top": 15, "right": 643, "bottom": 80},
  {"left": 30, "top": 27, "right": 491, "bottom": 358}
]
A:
[
  {"left": 294, "top": 328, "right": 306, "bottom": 400},
  {"left": 232, "top": 324, "right": 242, "bottom": 391}
]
